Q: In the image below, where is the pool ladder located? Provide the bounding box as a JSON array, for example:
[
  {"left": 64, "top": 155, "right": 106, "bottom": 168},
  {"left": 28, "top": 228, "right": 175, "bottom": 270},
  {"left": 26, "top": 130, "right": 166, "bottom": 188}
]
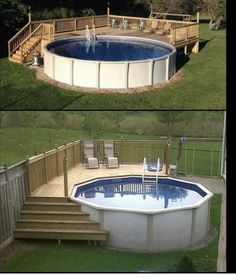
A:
[
  {"left": 85, "top": 24, "right": 96, "bottom": 41},
  {"left": 142, "top": 157, "right": 160, "bottom": 186}
]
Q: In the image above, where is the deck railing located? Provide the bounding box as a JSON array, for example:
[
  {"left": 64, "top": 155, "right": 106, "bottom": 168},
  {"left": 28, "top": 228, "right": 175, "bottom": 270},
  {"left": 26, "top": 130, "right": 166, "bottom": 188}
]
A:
[
  {"left": 30, "top": 15, "right": 108, "bottom": 33},
  {"left": 171, "top": 22, "right": 199, "bottom": 45},
  {"left": 25, "top": 139, "right": 170, "bottom": 195},
  {"left": 0, "top": 161, "right": 26, "bottom": 249},
  {"left": 108, "top": 14, "right": 193, "bottom": 29},
  {"left": 149, "top": 11, "right": 192, "bottom": 21},
  {"left": 8, "top": 22, "right": 32, "bottom": 58},
  {"left": 8, "top": 15, "right": 108, "bottom": 59},
  {"left": 26, "top": 140, "right": 81, "bottom": 194},
  {"left": 19, "top": 23, "right": 55, "bottom": 62}
]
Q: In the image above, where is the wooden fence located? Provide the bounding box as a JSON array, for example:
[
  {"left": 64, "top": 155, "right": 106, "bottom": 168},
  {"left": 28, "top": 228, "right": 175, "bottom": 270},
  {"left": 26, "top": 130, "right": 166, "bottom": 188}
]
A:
[
  {"left": 26, "top": 140, "right": 81, "bottom": 195},
  {"left": 0, "top": 161, "right": 26, "bottom": 249}
]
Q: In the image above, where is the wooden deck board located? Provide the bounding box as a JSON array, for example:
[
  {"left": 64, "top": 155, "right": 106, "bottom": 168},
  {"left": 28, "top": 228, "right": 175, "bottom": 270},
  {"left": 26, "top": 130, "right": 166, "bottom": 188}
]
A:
[{"left": 31, "top": 164, "right": 167, "bottom": 197}]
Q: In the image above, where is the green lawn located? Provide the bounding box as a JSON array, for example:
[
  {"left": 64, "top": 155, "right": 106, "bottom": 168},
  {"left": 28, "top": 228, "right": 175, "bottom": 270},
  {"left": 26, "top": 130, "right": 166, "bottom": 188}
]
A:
[
  {"left": 0, "top": 194, "right": 222, "bottom": 272},
  {"left": 0, "top": 23, "right": 226, "bottom": 110}
]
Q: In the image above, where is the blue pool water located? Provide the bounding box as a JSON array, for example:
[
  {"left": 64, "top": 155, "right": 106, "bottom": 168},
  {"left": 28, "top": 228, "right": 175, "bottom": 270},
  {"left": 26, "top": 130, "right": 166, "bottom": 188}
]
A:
[
  {"left": 74, "top": 177, "right": 206, "bottom": 210},
  {"left": 47, "top": 38, "right": 171, "bottom": 61}
]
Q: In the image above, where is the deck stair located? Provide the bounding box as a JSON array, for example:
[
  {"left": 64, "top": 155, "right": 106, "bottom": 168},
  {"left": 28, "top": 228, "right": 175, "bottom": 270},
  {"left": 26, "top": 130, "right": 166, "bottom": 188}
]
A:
[
  {"left": 14, "top": 196, "right": 108, "bottom": 244},
  {"left": 8, "top": 23, "right": 54, "bottom": 64},
  {"left": 9, "top": 36, "right": 41, "bottom": 64}
]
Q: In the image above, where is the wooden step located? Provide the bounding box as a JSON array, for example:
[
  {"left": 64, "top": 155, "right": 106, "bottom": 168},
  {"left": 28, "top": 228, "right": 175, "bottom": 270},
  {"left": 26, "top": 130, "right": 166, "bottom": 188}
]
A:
[
  {"left": 12, "top": 53, "right": 21, "bottom": 59},
  {"left": 26, "top": 196, "right": 71, "bottom": 203},
  {"left": 20, "top": 210, "right": 90, "bottom": 221},
  {"left": 9, "top": 56, "right": 21, "bottom": 63},
  {"left": 17, "top": 219, "right": 100, "bottom": 230},
  {"left": 23, "top": 202, "right": 81, "bottom": 212},
  {"left": 14, "top": 228, "right": 108, "bottom": 241},
  {"left": 29, "top": 37, "right": 40, "bottom": 42}
]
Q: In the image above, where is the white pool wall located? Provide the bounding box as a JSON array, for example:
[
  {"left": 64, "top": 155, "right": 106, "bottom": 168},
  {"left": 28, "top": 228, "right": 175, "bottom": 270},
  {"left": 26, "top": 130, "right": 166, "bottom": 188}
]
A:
[
  {"left": 71, "top": 176, "right": 213, "bottom": 251},
  {"left": 44, "top": 36, "right": 176, "bottom": 89}
]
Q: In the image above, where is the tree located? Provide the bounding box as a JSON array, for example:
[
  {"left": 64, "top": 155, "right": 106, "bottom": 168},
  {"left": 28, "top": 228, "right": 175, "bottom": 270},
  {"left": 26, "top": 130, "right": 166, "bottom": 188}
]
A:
[
  {"left": 156, "top": 112, "right": 186, "bottom": 137},
  {"left": 105, "top": 111, "right": 126, "bottom": 133},
  {"left": 51, "top": 112, "right": 67, "bottom": 133},
  {"left": 81, "top": 8, "right": 96, "bottom": 17},
  {"left": 202, "top": 0, "right": 226, "bottom": 29},
  {"left": 83, "top": 113, "right": 105, "bottom": 139},
  {"left": 165, "top": 0, "right": 200, "bottom": 14},
  {"left": 0, "top": 0, "right": 28, "bottom": 56},
  {"left": 134, "top": 0, "right": 200, "bottom": 14},
  {"left": 134, "top": 0, "right": 166, "bottom": 13}
]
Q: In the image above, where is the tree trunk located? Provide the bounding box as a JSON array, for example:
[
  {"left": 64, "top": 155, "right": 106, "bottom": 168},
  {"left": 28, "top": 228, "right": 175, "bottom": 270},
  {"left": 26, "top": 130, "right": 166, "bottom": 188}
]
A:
[{"left": 209, "top": 15, "right": 222, "bottom": 30}]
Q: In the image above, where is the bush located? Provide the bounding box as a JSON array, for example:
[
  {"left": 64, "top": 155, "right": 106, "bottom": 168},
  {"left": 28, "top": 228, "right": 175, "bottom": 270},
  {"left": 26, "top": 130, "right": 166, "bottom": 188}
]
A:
[{"left": 176, "top": 256, "right": 196, "bottom": 272}]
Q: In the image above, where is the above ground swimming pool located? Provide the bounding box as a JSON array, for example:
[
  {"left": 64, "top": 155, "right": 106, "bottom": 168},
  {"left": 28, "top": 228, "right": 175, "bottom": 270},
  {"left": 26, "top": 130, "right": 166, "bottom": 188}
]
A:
[
  {"left": 44, "top": 36, "right": 176, "bottom": 89},
  {"left": 71, "top": 175, "right": 213, "bottom": 251}
]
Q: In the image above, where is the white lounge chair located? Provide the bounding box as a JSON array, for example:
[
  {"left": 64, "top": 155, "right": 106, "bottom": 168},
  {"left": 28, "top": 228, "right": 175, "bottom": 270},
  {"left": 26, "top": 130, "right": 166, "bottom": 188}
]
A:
[
  {"left": 104, "top": 140, "right": 119, "bottom": 168},
  {"left": 83, "top": 140, "right": 99, "bottom": 169}
]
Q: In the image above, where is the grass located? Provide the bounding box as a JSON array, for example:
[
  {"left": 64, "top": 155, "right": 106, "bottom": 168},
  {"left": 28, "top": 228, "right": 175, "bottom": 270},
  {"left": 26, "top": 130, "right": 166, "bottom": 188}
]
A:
[
  {"left": 0, "top": 194, "right": 222, "bottom": 272},
  {"left": 0, "top": 23, "right": 226, "bottom": 110}
]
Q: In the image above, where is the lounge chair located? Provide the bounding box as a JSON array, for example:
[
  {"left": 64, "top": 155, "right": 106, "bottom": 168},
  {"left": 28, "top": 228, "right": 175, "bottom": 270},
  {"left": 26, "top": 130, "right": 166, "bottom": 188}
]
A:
[
  {"left": 143, "top": 19, "right": 158, "bottom": 33},
  {"left": 156, "top": 22, "right": 172, "bottom": 35},
  {"left": 104, "top": 140, "right": 119, "bottom": 168},
  {"left": 83, "top": 140, "right": 99, "bottom": 169}
]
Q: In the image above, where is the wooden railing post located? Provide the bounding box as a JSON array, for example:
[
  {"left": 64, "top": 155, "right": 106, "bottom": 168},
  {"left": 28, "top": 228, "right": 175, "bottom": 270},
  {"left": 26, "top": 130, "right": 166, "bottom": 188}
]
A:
[
  {"left": 196, "top": 12, "right": 200, "bottom": 23},
  {"left": 63, "top": 156, "right": 68, "bottom": 197},
  {"left": 25, "top": 157, "right": 31, "bottom": 196},
  {"left": 44, "top": 152, "right": 48, "bottom": 184},
  {"left": 73, "top": 141, "right": 76, "bottom": 167},
  {"left": 107, "top": 2, "right": 110, "bottom": 26}
]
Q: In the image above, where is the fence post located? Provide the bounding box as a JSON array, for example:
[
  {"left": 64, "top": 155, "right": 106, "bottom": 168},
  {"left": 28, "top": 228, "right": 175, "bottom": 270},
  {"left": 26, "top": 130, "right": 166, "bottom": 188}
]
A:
[
  {"left": 165, "top": 140, "right": 171, "bottom": 175},
  {"left": 63, "top": 156, "right": 68, "bottom": 197}
]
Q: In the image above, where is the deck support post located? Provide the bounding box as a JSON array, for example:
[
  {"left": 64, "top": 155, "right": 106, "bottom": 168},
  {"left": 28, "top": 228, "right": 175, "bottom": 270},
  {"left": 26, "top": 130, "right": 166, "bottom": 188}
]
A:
[
  {"left": 192, "top": 40, "right": 199, "bottom": 54},
  {"left": 58, "top": 239, "right": 61, "bottom": 246},
  {"left": 184, "top": 45, "right": 188, "bottom": 55}
]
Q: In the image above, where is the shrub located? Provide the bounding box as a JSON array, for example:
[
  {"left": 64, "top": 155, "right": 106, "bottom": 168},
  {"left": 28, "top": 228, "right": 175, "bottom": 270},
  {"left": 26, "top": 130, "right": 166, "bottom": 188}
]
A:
[{"left": 176, "top": 256, "right": 196, "bottom": 272}]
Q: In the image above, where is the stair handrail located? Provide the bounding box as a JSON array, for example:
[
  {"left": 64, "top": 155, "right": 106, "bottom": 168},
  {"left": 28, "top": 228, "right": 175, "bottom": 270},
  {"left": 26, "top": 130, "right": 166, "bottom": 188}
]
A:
[
  {"left": 9, "top": 23, "right": 55, "bottom": 60},
  {"left": 20, "top": 23, "right": 54, "bottom": 49},
  {"left": 8, "top": 22, "right": 32, "bottom": 58},
  {"left": 18, "top": 23, "right": 55, "bottom": 62}
]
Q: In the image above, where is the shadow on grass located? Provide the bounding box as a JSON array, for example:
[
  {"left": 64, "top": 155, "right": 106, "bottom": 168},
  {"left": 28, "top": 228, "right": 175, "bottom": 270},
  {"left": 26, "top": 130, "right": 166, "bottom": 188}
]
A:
[
  {"left": 199, "top": 19, "right": 210, "bottom": 24},
  {"left": 0, "top": 84, "right": 50, "bottom": 109},
  {"left": 176, "top": 50, "right": 189, "bottom": 71},
  {"left": 199, "top": 36, "right": 216, "bottom": 52},
  {"left": 60, "top": 94, "right": 86, "bottom": 110}
]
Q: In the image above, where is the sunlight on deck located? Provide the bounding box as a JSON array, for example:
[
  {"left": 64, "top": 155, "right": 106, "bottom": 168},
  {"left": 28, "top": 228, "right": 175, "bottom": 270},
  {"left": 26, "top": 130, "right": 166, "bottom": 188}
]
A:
[{"left": 31, "top": 163, "right": 167, "bottom": 197}]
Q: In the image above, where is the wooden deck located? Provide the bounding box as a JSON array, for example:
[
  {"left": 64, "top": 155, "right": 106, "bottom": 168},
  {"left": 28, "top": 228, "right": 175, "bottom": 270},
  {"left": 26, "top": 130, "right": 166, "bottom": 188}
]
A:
[
  {"left": 54, "top": 26, "right": 170, "bottom": 44},
  {"left": 31, "top": 163, "right": 168, "bottom": 197}
]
